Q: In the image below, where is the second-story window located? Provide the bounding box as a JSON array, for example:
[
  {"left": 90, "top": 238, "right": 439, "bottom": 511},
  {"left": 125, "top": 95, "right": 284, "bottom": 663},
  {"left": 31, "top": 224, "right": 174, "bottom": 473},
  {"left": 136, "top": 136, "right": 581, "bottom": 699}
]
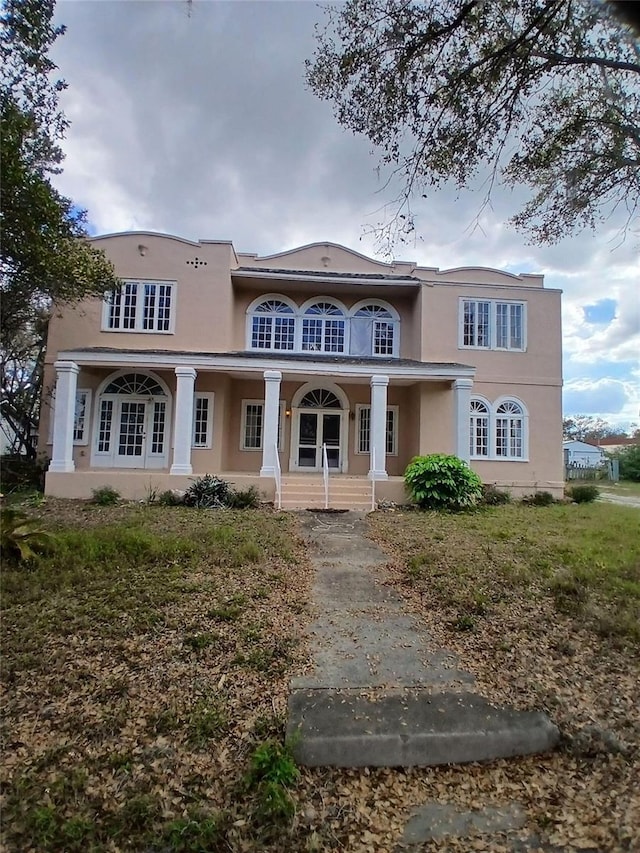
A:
[
  {"left": 302, "top": 302, "right": 345, "bottom": 353},
  {"left": 461, "top": 299, "right": 525, "bottom": 351},
  {"left": 352, "top": 304, "right": 397, "bottom": 356},
  {"left": 251, "top": 299, "right": 295, "bottom": 350},
  {"left": 104, "top": 280, "right": 175, "bottom": 333}
]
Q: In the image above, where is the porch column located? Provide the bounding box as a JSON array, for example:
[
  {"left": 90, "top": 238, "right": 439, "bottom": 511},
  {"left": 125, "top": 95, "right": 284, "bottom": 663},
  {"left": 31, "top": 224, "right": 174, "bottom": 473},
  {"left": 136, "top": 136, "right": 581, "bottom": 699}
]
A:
[
  {"left": 49, "top": 361, "right": 80, "bottom": 473},
  {"left": 171, "top": 367, "right": 197, "bottom": 475},
  {"left": 369, "top": 374, "right": 389, "bottom": 480},
  {"left": 260, "top": 370, "right": 282, "bottom": 477},
  {"left": 452, "top": 378, "right": 473, "bottom": 463}
]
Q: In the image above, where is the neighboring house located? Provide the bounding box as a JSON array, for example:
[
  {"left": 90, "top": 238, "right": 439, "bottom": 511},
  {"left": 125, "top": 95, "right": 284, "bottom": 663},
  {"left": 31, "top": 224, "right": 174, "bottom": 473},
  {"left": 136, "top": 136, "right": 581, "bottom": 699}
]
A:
[
  {"left": 562, "top": 440, "right": 606, "bottom": 468},
  {"left": 40, "top": 233, "right": 564, "bottom": 506}
]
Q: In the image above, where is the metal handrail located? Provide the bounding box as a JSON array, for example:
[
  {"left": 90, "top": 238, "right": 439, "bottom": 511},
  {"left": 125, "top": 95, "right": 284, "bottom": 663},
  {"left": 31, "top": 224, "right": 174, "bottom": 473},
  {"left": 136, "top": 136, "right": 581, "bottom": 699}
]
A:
[
  {"left": 370, "top": 446, "right": 376, "bottom": 512},
  {"left": 322, "top": 443, "right": 329, "bottom": 509},
  {"left": 274, "top": 442, "right": 282, "bottom": 510}
]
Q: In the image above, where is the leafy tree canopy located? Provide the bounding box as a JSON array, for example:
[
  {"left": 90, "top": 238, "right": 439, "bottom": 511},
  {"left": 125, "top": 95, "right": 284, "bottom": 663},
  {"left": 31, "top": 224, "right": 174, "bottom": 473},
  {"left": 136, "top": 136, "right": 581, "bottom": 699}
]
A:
[
  {"left": 1, "top": 0, "right": 117, "bottom": 456},
  {"left": 562, "top": 414, "right": 634, "bottom": 443},
  {"left": 306, "top": 0, "right": 640, "bottom": 247}
]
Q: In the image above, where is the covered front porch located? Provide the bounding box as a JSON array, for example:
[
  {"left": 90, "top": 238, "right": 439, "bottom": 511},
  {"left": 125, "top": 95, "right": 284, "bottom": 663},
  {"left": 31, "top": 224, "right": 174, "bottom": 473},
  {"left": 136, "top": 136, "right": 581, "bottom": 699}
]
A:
[{"left": 44, "top": 349, "right": 475, "bottom": 506}]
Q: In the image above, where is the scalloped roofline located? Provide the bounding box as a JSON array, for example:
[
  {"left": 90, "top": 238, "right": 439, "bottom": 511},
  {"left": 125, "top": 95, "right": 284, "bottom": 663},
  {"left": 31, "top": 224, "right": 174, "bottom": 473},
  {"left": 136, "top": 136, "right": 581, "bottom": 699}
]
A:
[
  {"left": 90, "top": 231, "right": 235, "bottom": 249},
  {"left": 245, "top": 241, "right": 400, "bottom": 269},
  {"left": 436, "top": 265, "right": 536, "bottom": 281}
]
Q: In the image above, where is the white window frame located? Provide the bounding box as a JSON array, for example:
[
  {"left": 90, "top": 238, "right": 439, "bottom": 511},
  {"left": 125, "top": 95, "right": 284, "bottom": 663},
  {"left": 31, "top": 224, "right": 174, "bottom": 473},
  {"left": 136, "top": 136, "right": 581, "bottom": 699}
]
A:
[
  {"left": 245, "top": 294, "right": 297, "bottom": 352},
  {"left": 192, "top": 392, "right": 214, "bottom": 449},
  {"left": 102, "top": 280, "right": 176, "bottom": 334},
  {"left": 240, "top": 399, "right": 285, "bottom": 452},
  {"left": 47, "top": 388, "right": 92, "bottom": 446},
  {"left": 354, "top": 404, "right": 399, "bottom": 456},
  {"left": 469, "top": 396, "right": 529, "bottom": 461},
  {"left": 299, "top": 297, "right": 349, "bottom": 354},
  {"left": 459, "top": 299, "right": 526, "bottom": 352},
  {"left": 469, "top": 397, "right": 490, "bottom": 459},
  {"left": 349, "top": 299, "right": 401, "bottom": 358}
]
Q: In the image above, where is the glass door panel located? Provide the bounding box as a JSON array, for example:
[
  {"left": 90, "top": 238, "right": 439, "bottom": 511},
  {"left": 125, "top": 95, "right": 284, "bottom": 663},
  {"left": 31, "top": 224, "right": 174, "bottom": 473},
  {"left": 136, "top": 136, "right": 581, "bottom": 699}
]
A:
[
  {"left": 298, "top": 412, "right": 318, "bottom": 467},
  {"left": 322, "top": 413, "right": 340, "bottom": 469}
]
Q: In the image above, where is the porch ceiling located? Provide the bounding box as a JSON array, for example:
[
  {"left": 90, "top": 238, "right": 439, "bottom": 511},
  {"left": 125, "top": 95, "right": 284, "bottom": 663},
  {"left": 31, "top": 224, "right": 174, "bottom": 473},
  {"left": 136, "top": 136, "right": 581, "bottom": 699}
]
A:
[{"left": 56, "top": 347, "right": 475, "bottom": 384}]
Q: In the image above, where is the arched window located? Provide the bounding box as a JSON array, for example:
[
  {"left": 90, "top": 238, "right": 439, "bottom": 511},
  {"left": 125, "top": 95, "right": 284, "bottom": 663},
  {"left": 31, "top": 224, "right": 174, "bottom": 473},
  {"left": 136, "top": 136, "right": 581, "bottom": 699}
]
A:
[
  {"left": 299, "top": 389, "right": 342, "bottom": 408},
  {"left": 495, "top": 400, "right": 524, "bottom": 459},
  {"left": 249, "top": 298, "right": 295, "bottom": 351},
  {"left": 302, "top": 301, "right": 346, "bottom": 353},
  {"left": 470, "top": 399, "right": 489, "bottom": 458},
  {"left": 350, "top": 301, "right": 399, "bottom": 357},
  {"left": 103, "top": 373, "right": 166, "bottom": 396}
]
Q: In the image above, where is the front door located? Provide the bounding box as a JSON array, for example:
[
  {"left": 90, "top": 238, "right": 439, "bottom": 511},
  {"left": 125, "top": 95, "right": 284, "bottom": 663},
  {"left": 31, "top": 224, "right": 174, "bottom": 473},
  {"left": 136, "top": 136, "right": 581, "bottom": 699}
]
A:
[
  {"left": 114, "top": 399, "right": 168, "bottom": 468},
  {"left": 297, "top": 411, "right": 341, "bottom": 470}
]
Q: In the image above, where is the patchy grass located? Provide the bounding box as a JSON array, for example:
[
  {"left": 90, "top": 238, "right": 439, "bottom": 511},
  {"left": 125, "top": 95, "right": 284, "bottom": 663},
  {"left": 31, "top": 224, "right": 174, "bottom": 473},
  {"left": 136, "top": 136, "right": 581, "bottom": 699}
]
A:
[
  {"left": 373, "top": 502, "right": 639, "bottom": 642},
  {"left": 599, "top": 479, "right": 640, "bottom": 498},
  {"left": 1, "top": 501, "right": 312, "bottom": 852},
  {"left": 3, "top": 498, "right": 639, "bottom": 852}
]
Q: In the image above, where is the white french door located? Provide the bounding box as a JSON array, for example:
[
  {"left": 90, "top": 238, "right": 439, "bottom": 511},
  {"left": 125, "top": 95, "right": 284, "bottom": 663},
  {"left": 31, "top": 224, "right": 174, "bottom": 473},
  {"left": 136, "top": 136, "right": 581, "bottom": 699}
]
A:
[
  {"left": 94, "top": 395, "right": 168, "bottom": 469},
  {"left": 294, "top": 410, "right": 342, "bottom": 471}
]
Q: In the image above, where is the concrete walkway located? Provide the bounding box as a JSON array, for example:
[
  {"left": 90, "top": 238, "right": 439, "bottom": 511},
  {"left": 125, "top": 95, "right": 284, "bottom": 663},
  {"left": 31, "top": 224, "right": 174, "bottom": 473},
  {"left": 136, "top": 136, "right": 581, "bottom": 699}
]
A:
[{"left": 287, "top": 510, "right": 559, "bottom": 769}]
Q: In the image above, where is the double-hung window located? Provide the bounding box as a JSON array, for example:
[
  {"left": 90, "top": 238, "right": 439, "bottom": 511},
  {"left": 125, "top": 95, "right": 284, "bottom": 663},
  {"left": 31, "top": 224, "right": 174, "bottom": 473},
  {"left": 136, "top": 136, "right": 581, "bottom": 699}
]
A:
[
  {"left": 470, "top": 397, "right": 526, "bottom": 460},
  {"left": 104, "top": 280, "right": 175, "bottom": 332},
  {"left": 460, "top": 299, "right": 525, "bottom": 351},
  {"left": 241, "top": 400, "right": 285, "bottom": 451},
  {"left": 469, "top": 399, "right": 489, "bottom": 458},
  {"left": 355, "top": 405, "right": 398, "bottom": 455},
  {"left": 192, "top": 393, "right": 214, "bottom": 448},
  {"left": 495, "top": 400, "right": 524, "bottom": 458}
]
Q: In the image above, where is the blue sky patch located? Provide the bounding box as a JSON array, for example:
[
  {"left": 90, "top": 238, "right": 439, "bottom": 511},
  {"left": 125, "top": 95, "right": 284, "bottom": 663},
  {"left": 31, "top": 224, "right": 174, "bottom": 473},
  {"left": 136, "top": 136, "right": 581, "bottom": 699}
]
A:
[{"left": 583, "top": 298, "right": 616, "bottom": 325}]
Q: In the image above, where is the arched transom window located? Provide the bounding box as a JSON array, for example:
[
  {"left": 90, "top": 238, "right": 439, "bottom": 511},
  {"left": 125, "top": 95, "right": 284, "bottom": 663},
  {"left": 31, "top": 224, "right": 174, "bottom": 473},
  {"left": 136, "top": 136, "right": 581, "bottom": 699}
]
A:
[
  {"left": 103, "top": 373, "right": 167, "bottom": 396},
  {"left": 302, "top": 302, "right": 345, "bottom": 353},
  {"left": 251, "top": 299, "right": 295, "bottom": 351},
  {"left": 351, "top": 304, "right": 397, "bottom": 357},
  {"left": 299, "top": 389, "right": 342, "bottom": 409},
  {"left": 470, "top": 397, "right": 527, "bottom": 460},
  {"left": 246, "top": 295, "right": 400, "bottom": 357}
]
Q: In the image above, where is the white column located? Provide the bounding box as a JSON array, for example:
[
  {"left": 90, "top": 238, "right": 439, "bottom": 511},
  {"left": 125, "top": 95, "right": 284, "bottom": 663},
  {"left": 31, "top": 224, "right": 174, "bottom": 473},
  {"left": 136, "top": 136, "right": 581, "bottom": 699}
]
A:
[
  {"left": 171, "top": 367, "right": 197, "bottom": 475},
  {"left": 369, "top": 374, "right": 389, "bottom": 480},
  {"left": 49, "top": 361, "right": 80, "bottom": 473},
  {"left": 453, "top": 378, "right": 473, "bottom": 463},
  {"left": 260, "top": 370, "right": 282, "bottom": 477}
]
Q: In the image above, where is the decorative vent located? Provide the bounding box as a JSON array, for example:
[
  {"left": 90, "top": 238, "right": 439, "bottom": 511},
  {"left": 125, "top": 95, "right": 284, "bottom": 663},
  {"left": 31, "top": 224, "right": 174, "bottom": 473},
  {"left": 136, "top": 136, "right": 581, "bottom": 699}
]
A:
[{"left": 186, "top": 257, "right": 208, "bottom": 268}]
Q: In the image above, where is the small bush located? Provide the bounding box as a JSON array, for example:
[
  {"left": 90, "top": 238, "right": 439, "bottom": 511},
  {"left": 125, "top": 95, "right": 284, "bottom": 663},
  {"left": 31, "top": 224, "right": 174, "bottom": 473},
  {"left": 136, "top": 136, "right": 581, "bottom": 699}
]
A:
[
  {"left": 615, "top": 445, "right": 640, "bottom": 482},
  {"left": 184, "top": 475, "right": 231, "bottom": 509},
  {"left": 404, "top": 454, "right": 482, "bottom": 511},
  {"left": 91, "top": 485, "right": 120, "bottom": 506},
  {"left": 157, "top": 489, "right": 184, "bottom": 506},
  {"left": 0, "top": 454, "right": 48, "bottom": 493},
  {"left": 570, "top": 484, "right": 600, "bottom": 504},
  {"left": 523, "top": 491, "right": 555, "bottom": 507},
  {"left": 480, "top": 484, "right": 511, "bottom": 505},
  {"left": 229, "top": 485, "right": 260, "bottom": 509}
]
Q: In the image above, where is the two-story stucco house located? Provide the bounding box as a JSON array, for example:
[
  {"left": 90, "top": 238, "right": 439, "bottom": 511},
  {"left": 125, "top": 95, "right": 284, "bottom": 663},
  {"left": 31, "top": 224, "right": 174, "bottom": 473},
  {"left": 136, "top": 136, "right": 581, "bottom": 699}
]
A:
[{"left": 40, "top": 233, "right": 564, "bottom": 507}]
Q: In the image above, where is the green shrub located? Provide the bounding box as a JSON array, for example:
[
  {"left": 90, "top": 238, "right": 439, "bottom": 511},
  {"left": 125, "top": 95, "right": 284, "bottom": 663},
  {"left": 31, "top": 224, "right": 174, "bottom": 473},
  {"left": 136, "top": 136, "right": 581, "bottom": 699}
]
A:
[
  {"left": 184, "top": 475, "right": 231, "bottom": 509},
  {"left": 229, "top": 485, "right": 260, "bottom": 509},
  {"left": 0, "top": 508, "right": 54, "bottom": 564},
  {"left": 91, "top": 485, "right": 121, "bottom": 506},
  {"left": 480, "top": 484, "right": 511, "bottom": 505},
  {"left": 570, "top": 484, "right": 600, "bottom": 503},
  {"left": 616, "top": 445, "right": 640, "bottom": 482},
  {"left": 404, "top": 454, "right": 482, "bottom": 511}
]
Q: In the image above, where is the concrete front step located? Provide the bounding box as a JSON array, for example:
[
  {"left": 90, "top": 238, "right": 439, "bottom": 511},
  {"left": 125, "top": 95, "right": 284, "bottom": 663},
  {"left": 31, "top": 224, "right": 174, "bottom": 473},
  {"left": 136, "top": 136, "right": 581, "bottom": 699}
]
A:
[
  {"left": 280, "top": 476, "right": 372, "bottom": 511},
  {"left": 287, "top": 688, "right": 559, "bottom": 768}
]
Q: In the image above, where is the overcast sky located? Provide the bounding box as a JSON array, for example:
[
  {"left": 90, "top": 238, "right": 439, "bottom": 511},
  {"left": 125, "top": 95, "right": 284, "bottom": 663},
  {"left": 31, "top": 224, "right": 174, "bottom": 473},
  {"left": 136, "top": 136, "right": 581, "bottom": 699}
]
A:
[{"left": 50, "top": 0, "right": 639, "bottom": 429}]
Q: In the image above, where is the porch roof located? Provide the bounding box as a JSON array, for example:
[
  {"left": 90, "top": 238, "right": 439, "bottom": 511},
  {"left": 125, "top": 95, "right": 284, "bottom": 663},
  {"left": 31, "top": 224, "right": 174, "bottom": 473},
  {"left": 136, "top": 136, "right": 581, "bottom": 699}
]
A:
[{"left": 57, "top": 347, "right": 475, "bottom": 383}]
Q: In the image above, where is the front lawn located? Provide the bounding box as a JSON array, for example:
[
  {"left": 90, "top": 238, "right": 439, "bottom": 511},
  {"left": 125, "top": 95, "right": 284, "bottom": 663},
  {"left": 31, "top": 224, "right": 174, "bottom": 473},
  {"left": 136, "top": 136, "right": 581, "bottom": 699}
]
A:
[{"left": 2, "top": 498, "right": 639, "bottom": 852}]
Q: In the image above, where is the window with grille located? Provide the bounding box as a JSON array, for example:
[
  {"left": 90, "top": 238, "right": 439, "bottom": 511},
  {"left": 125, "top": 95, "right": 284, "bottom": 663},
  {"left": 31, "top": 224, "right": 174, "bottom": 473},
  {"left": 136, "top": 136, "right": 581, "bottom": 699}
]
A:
[
  {"left": 251, "top": 299, "right": 295, "bottom": 350},
  {"left": 470, "top": 399, "right": 489, "bottom": 458},
  {"left": 460, "top": 300, "right": 525, "bottom": 351},
  {"left": 355, "top": 405, "right": 398, "bottom": 455},
  {"left": 192, "top": 393, "right": 214, "bottom": 448},
  {"left": 302, "top": 302, "right": 345, "bottom": 353},
  {"left": 495, "top": 400, "right": 524, "bottom": 458},
  {"left": 241, "top": 400, "right": 285, "bottom": 451},
  {"left": 104, "top": 280, "right": 175, "bottom": 332}
]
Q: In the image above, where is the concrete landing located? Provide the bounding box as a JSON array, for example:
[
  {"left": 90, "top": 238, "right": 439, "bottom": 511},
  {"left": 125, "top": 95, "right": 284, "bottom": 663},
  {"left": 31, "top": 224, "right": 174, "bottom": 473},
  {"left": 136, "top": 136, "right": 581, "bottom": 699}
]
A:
[{"left": 287, "top": 511, "right": 560, "bottom": 768}]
